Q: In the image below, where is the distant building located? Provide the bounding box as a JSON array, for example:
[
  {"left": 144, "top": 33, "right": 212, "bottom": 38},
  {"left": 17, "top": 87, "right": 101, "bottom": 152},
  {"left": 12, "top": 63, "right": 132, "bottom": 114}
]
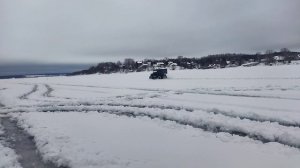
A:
[
  {"left": 242, "top": 62, "right": 259, "bottom": 67},
  {"left": 137, "top": 63, "right": 149, "bottom": 72},
  {"left": 168, "top": 62, "right": 178, "bottom": 70},
  {"left": 155, "top": 62, "right": 165, "bottom": 69},
  {"left": 274, "top": 56, "right": 285, "bottom": 63},
  {"left": 260, "top": 58, "right": 268, "bottom": 63},
  {"left": 136, "top": 61, "right": 143, "bottom": 66}
]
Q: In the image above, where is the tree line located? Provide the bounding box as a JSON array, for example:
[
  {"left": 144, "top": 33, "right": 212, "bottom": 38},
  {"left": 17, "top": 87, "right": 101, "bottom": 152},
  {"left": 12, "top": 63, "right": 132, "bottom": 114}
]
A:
[{"left": 71, "top": 48, "right": 300, "bottom": 75}]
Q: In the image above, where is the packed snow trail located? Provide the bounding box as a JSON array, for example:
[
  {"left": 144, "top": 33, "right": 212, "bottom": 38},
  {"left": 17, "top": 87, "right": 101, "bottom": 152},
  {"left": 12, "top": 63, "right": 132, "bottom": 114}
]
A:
[
  {"left": 37, "top": 101, "right": 300, "bottom": 128},
  {"left": 201, "top": 107, "right": 300, "bottom": 128},
  {"left": 176, "top": 89, "right": 300, "bottom": 100},
  {"left": 0, "top": 124, "right": 22, "bottom": 168},
  {"left": 34, "top": 103, "right": 300, "bottom": 149},
  {"left": 12, "top": 112, "right": 300, "bottom": 168},
  {"left": 19, "top": 84, "right": 38, "bottom": 99},
  {"left": 2, "top": 97, "right": 300, "bottom": 149},
  {"left": 43, "top": 84, "right": 53, "bottom": 97},
  {"left": 51, "top": 83, "right": 300, "bottom": 100},
  {"left": 0, "top": 117, "right": 67, "bottom": 168},
  {"left": 92, "top": 110, "right": 300, "bottom": 149}
]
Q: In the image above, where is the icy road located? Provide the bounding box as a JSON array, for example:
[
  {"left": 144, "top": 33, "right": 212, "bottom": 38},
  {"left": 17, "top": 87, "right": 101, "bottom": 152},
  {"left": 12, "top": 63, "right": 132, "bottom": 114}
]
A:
[{"left": 1, "top": 65, "right": 300, "bottom": 168}]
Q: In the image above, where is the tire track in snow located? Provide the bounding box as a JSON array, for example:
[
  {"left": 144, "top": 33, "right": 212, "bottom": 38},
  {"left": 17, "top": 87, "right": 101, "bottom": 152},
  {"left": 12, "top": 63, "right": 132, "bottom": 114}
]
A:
[
  {"left": 43, "top": 84, "right": 53, "bottom": 97},
  {"left": 0, "top": 117, "right": 67, "bottom": 168},
  {"left": 0, "top": 101, "right": 4, "bottom": 107},
  {"left": 162, "top": 97, "right": 300, "bottom": 127},
  {"left": 54, "top": 83, "right": 170, "bottom": 92},
  {"left": 175, "top": 90, "right": 300, "bottom": 100},
  {"left": 95, "top": 110, "right": 300, "bottom": 150},
  {"left": 42, "top": 102, "right": 194, "bottom": 112},
  {"left": 5, "top": 99, "right": 300, "bottom": 130},
  {"left": 37, "top": 103, "right": 300, "bottom": 149},
  {"left": 38, "top": 102, "right": 300, "bottom": 128},
  {"left": 54, "top": 83, "right": 300, "bottom": 100},
  {"left": 19, "top": 84, "right": 38, "bottom": 99},
  {"left": 54, "top": 82, "right": 300, "bottom": 100},
  {"left": 206, "top": 108, "right": 300, "bottom": 128},
  {"left": 0, "top": 88, "right": 7, "bottom": 107},
  {"left": 5, "top": 101, "right": 300, "bottom": 149}
]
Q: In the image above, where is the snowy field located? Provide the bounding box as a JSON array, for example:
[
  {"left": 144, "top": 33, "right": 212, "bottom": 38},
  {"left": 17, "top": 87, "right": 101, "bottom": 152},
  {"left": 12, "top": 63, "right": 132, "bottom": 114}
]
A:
[{"left": 1, "top": 65, "right": 300, "bottom": 168}]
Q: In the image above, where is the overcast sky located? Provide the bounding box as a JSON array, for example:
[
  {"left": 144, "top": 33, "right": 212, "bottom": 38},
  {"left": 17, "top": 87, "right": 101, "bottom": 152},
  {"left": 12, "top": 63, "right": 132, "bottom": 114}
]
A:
[{"left": 0, "top": 0, "right": 299, "bottom": 64}]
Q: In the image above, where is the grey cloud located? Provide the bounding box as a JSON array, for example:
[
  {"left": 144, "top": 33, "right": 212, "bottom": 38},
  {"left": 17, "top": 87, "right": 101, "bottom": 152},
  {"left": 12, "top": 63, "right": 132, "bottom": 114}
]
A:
[{"left": 0, "top": 0, "right": 299, "bottom": 63}]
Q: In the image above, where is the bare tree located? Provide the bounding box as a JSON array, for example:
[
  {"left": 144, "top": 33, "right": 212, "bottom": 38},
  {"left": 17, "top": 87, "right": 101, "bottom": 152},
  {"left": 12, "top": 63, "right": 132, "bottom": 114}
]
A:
[
  {"left": 265, "top": 49, "right": 274, "bottom": 55},
  {"left": 280, "top": 48, "right": 290, "bottom": 53},
  {"left": 255, "top": 52, "right": 262, "bottom": 62},
  {"left": 281, "top": 48, "right": 292, "bottom": 63},
  {"left": 123, "top": 58, "right": 136, "bottom": 70},
  {"left": 265, "top": 50, "right": 275, "bottom": 65}
]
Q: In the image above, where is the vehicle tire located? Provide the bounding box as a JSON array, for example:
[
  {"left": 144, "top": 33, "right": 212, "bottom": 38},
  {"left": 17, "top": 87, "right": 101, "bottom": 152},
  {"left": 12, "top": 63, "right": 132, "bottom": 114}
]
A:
[{"left": 158, "top": 76, "right": 162, "bottom": 79}]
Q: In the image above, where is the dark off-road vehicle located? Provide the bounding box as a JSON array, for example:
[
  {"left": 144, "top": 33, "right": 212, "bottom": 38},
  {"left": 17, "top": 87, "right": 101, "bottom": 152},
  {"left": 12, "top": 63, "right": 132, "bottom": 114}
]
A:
[{"left": 149, "top": 68, "right": 167, "bottom": 79}]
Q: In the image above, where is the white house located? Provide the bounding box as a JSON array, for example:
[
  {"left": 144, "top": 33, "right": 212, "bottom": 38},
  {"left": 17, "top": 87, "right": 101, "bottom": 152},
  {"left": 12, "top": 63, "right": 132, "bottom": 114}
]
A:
[
  {"left": 274, "top": 56, "right": 285, "bottom": 63},
  {"left": 155, "top": 62, "right": 165, "bottom": 68}
]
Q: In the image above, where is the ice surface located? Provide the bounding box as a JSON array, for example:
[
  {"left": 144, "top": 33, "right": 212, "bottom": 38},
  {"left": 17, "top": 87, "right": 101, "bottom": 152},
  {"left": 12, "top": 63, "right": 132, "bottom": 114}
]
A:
[{"left": 1, "top": 64, "right": 300, "bottom": 167}]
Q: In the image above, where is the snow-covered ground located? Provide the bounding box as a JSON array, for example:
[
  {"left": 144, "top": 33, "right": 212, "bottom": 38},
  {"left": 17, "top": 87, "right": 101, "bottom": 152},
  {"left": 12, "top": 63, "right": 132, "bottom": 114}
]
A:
[
  {"left": 1, "top": 64, "right": 300, "bottom": 168},
  {"left": 0, "top": 124, "right": 21, "bottom": 168}
]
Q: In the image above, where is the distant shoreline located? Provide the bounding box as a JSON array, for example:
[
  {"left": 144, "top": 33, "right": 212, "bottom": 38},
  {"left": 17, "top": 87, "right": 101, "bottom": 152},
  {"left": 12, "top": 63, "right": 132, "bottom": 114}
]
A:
[
  {"left": 0, "top": 64, "right": 91, "bottom": 78},
  {"left": 0, "top": 73, "right": 68, "bottom": 79}
]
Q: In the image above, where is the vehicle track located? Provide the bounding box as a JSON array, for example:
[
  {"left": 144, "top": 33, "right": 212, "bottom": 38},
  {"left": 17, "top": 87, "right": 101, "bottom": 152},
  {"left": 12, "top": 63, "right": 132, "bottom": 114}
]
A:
[
  {"left": 37, "top": 101, "right": 300, "bottom": 128},
  {"left": 53, "top": 83, "right": 300, "bottom": 100},
  {"left": 4, "top": 99, "right": 300, "bottom": 130},
  {"left": 0, "top": 117, "right": 68, "bottom": 168},
  {"left": 6, "top": 82, "right": 300, "bottom": 151},
  {"left": 177, "top": 90, "right": 300, "bottom": 100},
  {"left": 43, "top": 84, "right": 53, "bottom": 97},
  {"left": 206, "top": 108, "right": 300, "bottom": 128},
  {"left": 19, "top": 85, "right": 38, "bottom": 99},
  {"left": 90, "top": 109, "right": 300, "bottom": 149},
  {"left": 42, "top": 102, "right": 194, "bottom": 112},
  {"left": 54, "top": 83, "right": 170, "bottom": 92},
  {"left": 35, "top": 103, "right": 300, "bottom": 149}
]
